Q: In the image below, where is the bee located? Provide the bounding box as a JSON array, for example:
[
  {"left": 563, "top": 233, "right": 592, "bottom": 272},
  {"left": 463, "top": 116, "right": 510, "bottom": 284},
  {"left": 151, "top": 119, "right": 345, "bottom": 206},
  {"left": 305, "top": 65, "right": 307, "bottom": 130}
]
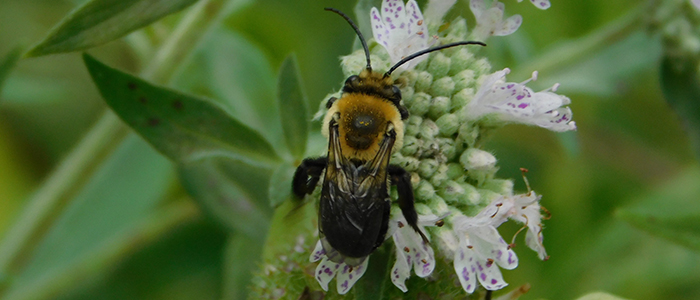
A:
[{"left": 292, "top": 7, "right": 485, "bottom": 267}]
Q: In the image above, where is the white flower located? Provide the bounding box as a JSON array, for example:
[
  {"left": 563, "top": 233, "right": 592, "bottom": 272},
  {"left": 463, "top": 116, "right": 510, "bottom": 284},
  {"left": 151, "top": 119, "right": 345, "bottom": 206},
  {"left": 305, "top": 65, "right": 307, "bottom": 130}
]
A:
[
  {"left": 693, "top": 0, "right": 700, "bottom": 10},
  {"left": 505, "top": 191, "right": 549, "bottom": 260},
  {"left": 310, "top": 240, "right": 369, "bottom": 295},
  {"left": 469, "top": 0, "right": 523, "bottom": 40},
  {"left": 465, "top": 68, "right": 577, "bottom": 132},
  {"left": 452, "top": 198, "right": 518, "bottom": 293},
  {"left": 424, "top": 0, "right": 457, "bottom": 23},
  {"left": 389, "top": 214, "right": 440, "bottom": 292},
  {"left": 371, "top": 0, "right": 432, "bottom": 70},
  {"left": 310, "top": 213, "right": 442, "bottom": 294},
  {"left": 517, "top": 0, "right": 551, "bottom": 10}
]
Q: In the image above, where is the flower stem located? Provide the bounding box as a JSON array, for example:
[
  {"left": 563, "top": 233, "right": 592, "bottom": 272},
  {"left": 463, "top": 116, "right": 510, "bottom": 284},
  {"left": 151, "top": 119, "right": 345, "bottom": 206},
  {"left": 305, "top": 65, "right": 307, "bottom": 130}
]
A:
[
  {"left": 0, "top": 0, "right": 232, "bottom": 288},
  {"left": 512, "top": 3, "right": 647, "bottom": 79}
]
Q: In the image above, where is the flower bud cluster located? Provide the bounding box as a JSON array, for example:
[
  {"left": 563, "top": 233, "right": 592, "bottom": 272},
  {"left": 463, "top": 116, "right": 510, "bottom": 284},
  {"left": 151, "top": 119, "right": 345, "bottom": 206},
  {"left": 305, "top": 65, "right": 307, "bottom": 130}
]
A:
[{"left": 335, "top": 17, "right": 516, "bottom": 256}]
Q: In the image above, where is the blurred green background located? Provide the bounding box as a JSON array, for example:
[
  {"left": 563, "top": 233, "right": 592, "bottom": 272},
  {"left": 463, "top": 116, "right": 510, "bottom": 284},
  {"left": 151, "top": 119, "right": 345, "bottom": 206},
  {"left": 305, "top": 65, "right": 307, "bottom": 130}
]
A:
[{"left": 0, "top": 0, "right": 699, "bottom": 299}]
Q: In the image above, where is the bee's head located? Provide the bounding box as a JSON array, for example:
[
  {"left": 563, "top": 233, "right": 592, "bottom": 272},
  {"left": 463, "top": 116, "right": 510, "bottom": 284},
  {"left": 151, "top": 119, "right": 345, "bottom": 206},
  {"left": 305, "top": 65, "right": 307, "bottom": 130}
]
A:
[
  {"left": 342, "top": 69, "right": 407, "bottom": 118},
  {"left": 322, "top": 7, "right": 485, "bottom": 160},
  {"left": 320, "top": 68, "right": 406, "bottom": 160}
]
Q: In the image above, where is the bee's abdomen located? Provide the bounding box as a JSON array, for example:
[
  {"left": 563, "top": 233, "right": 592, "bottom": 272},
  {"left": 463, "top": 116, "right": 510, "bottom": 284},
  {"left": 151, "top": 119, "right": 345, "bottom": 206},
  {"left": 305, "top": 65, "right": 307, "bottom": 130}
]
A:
[{"left": 320, "top": 183, "right": 390, "bottom": 260}]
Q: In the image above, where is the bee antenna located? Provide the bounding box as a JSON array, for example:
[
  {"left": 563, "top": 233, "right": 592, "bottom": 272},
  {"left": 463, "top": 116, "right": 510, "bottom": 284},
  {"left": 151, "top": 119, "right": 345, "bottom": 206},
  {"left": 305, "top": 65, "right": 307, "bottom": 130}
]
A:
[
  {"left": 384, "top": 41, "right": 486, "bottom": 77},
  {"left": 325, "top": 7, "right": 372, "bottom": 71}
]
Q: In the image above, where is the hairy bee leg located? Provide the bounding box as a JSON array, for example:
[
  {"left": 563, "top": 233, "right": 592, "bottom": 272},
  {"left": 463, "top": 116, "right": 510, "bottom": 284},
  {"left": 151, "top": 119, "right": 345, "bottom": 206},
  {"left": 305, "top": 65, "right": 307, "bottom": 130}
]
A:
[
  {"left": 387, "top": 164, "right": 429, "bottom": 244},
  {"left": 292, "top": 157, "right": 328, "bottom": 198}
]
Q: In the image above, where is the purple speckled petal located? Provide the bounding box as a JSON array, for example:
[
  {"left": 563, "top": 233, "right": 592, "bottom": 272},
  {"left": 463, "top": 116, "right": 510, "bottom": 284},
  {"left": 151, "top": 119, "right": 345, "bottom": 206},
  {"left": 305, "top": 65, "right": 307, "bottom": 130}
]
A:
[
  {"left": 494, "top": 14, "right": 522, "bottom": 36},
  {"left": 336, "top": 258, "right": 369, "bottom": 294},
  {"left": 314, "top": 256, "right": 339, "bottom": 291},
  {"left": 370, "top": 7, "right": 390, "bottom": 48},
  {"left": 475, "top": 256, "right": 508, "bottom": 291},
  {"left": 453, "top": 239, "right": 478, "bottom": 293},
  {"left": 405, "top": 0, "right": 426, "bottom": 40},
  {"left": 471, "top": 225, "right": 518, "bottom": 270},
  {"left": 530, "top": 0, "right": 551, "bottom": 10},
  {"left": 310, "top": 240, "right": 325, "bottom": 262},
  {"left": 469, "top": 0, "right": 487, "bottom": 18},
  {"left": 390, "top": 243, "right": 411, "bottom": 292}
]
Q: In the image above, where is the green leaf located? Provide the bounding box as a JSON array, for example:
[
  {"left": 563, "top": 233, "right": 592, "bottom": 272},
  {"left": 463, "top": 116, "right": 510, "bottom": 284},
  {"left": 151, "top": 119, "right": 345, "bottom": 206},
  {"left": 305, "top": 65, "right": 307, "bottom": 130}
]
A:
[
  {"left": 83, "top": 54, "right": 280, "bottom": 165},
  {"left": 179, "top": 156, "right": 273, "bottom": 238},
  {"left": 26, "top": 0, "right": 199, "bottom": 57},
  {"left": 659, "top": 55, "right": 700, "bottom": 159},
  {"left": 198, "top": 29, "right": 281, "bottom": 146},
  {"left": 617, "top": 168, "right": 700, "bottom": 252},
  {"left": 223, "top": 234, "right": 264, "bottom": 300},
  {"left": 277, "top": 54, "right": 309, "bottom": 159},
  {"left": 268, "top": 162, "right": 297, "bottom": 208},
  {"left": 0, "top": 47, "right": 22, "bottom": 96},
  {"left": 5, "top": 135, "right": 176, "bottom": 297}
]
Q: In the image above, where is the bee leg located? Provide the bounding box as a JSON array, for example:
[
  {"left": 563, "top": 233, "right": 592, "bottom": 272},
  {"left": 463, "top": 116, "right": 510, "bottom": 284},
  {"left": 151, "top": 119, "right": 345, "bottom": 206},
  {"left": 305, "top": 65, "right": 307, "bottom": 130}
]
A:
[
  {"left": 388, "top": 164, "right": 429, "bottom": 244},
  {"left": 292, "top": 157, "right": 328, "bottom": 198}
]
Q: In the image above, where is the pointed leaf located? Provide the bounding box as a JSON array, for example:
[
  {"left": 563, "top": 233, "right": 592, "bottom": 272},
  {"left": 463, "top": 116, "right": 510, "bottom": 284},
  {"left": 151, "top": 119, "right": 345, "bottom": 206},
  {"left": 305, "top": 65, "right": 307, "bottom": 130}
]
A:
[
  {"left": 26, "top": 0, "right": 199, "bottom": 57},
  {"left": 659, "top": 55, "right": 700, "bottom": 159},
  {"left": 198, "top": 30, "right": 281, "bottom": 145},
  {"left": 83, "top": 54, "right": 280, "bottom": 165},
  {"left": 0, "top": 47, "right": 21, "bottom": 97},
  {"left": 179, "top": 156, "right": 273, "bottom": 238},
  {"left": 617, "top": 168, "right": 700, "bottom": 252},
  {"left": 277, "top": 54, "right": 309, "bottom": 159},
  {"left": 268, "top": 162, "right": 297, "bottom": 207}
]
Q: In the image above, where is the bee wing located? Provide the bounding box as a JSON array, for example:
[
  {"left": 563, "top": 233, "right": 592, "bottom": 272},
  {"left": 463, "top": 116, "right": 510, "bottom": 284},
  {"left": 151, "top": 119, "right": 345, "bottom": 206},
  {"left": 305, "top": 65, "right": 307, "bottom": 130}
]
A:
[{"left": 319, "top": 120, "right": 394, "bottom": 260}]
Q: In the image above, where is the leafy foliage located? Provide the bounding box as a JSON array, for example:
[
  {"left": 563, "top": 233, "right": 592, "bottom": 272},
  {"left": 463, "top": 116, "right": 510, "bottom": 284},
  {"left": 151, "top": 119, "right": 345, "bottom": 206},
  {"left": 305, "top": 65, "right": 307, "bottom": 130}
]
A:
[
  {"left": 84, "top": 54, "right": 280, "bottom": 166},
  {"left": 26, "top": 0, "right": 199, "bottom": 57}
]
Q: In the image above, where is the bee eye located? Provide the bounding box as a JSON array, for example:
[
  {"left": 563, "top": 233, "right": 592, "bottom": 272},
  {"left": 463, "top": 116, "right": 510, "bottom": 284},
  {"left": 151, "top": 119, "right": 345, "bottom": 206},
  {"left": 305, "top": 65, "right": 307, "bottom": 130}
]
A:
[
  {"left": 391, "top": 86, "right": 401, "bottom": 99},
  {"left": 345, "top": 75, "right": 361, "bottom": 87},
  {"left": 383, "top": 85, "right": 401, "bottom": 101}
]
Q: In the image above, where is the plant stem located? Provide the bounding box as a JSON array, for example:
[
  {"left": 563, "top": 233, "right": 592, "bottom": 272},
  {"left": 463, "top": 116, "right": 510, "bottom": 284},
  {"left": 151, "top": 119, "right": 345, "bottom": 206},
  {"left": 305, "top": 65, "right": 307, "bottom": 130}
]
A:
[
  {"left": 511, "top": 4, "right": 647, "bottom": 79},
  {"left": 0, "top": 0, "right": 231, "bottom": 287},
  {"left": 3, "top": 200, "right": 201, "bottom": 300}
]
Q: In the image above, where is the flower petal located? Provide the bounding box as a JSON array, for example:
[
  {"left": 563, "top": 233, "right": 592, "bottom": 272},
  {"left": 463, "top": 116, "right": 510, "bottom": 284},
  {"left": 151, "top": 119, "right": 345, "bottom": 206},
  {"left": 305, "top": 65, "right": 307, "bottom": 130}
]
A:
[
  {"left": 310, "top": 239, "right": 325, "bottom": 262},
  {"left": 336, "top": 259, "right": 369, "bottom": 295},
  {"left": 529, "top": 0, "right": 551, "bottom": 10},
  {"left": 424, "top": 0, "right": 457, "bottom": 22},
  {"left": 525, "top": 227, "right": 548, "bottom": 260},
  {"left": 475, "top": 257, "right": 509, "bottom": 291},
  {"left": 469, "top": 0, "right": 487, "bottom": 18},
  {"left": 471, "top": 226, "right": 518, "bottom": 270},
  {"left": 391, "top": 244, "right": 412, "bottom": 292},
  {"left": 454, "top": 239, "right": 478, "bottom": 293},
  {"left": 405, "top": 0, "right": 426, "bottom": 40},
  {"left": 494, "top": 14, "right": 522, "bottom": 36},
  {"left": 315, "top": 256, "right": 340, "bottom": 291},
  {"left": 371, "top": 7, "right": 390, "bottom": 48}
]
